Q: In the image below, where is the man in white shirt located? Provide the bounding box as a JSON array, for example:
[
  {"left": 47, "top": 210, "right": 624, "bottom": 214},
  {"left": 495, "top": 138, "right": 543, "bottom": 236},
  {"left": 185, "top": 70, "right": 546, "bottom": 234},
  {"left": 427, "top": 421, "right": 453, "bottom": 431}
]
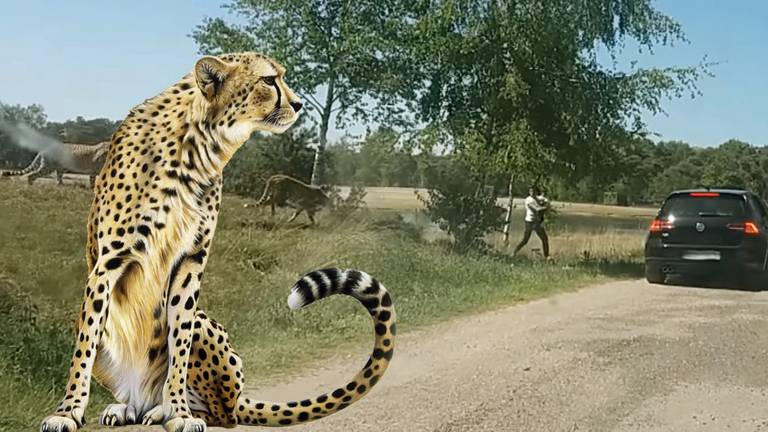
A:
[{"left": 513, "top": 186, "right": 550, "bottom": 258}]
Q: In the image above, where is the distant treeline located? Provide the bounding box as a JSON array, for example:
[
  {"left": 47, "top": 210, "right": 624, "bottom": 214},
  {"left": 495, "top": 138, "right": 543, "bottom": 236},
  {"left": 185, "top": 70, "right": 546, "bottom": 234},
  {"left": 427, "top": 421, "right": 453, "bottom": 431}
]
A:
[
  {"left": 553, "top": 138, "right": 768, "bottom": 206},
  {"left": 2, "top": 101, "right": 764, "bottom": 205},
  {"left": 325, "top": 129, "right": 768, "bottom": 206},
  {"left": 0, "top": 102, "right": 121, "bottom": 168},
  {"left": 198, "top": 122, "right": 768, "bottom": 206}
]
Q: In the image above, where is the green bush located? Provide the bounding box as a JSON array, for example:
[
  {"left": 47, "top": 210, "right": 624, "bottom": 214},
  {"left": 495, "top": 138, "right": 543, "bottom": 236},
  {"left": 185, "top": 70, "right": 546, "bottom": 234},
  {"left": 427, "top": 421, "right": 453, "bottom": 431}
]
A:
[
  {"left": 326, "top": 184, "right": 368, "bottom": 219},
  {"left": 417, "top": 163, "right": 505, "bottom": 254}
]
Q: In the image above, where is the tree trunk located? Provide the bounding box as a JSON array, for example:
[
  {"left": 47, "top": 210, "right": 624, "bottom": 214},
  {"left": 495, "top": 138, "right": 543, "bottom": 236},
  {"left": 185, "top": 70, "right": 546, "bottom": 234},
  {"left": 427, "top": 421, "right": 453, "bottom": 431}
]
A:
[
  {"left": 310, "top": 79, "right": 335, "bottom": 186},
  {"left": 503, "top": 172, "right": 515, "bottom": 246},
  {"left": 310, "top": 116, "right": 328, "bottom": 185}
]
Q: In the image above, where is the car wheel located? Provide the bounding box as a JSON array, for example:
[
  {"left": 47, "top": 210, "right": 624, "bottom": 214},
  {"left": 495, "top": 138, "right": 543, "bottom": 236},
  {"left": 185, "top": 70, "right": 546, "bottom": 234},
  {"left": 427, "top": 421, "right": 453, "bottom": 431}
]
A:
[
  {"left": 742, "top": 270, "right": 768, "bottom": 291},
  {"left": 645, "top": 265, "right": 665, "bottom": 284}
]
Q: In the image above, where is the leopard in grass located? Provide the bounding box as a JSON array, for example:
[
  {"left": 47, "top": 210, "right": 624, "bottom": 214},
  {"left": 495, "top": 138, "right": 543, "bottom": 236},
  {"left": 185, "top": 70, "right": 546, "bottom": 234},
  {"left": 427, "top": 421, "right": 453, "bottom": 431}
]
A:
[
  {"left": 1, "top": 141, "right": 109, "bottom": 188},
  {"left": 255, "top": 174, "right": 331, "bottom": 224},
  {"left": 40, "top": 52, "right": 396, "bottom": 432}
]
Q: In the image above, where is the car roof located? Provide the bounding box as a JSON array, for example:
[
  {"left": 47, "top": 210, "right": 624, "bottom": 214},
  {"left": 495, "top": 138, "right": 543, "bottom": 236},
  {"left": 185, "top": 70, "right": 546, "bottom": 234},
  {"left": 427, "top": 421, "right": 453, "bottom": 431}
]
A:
[{"left": 670, "top": 188, "right": 749, "bottom": 196}]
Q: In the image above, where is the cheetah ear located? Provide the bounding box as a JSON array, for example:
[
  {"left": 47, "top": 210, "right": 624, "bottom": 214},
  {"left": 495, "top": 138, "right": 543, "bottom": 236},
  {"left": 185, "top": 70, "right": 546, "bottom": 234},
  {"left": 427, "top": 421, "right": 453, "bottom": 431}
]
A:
[{"left": 194, "top": 56, "right": 234, "bottom": 101}]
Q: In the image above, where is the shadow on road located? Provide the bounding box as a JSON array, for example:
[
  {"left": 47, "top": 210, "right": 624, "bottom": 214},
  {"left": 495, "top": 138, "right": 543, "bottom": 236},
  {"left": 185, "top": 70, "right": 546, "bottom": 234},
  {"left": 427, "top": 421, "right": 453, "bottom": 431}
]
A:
[
  {"left": 579, "top": 259, "right": 645, "bottom": 279},
  {"left": 663, "top": 273, "right": 766, "bottom": 293}
]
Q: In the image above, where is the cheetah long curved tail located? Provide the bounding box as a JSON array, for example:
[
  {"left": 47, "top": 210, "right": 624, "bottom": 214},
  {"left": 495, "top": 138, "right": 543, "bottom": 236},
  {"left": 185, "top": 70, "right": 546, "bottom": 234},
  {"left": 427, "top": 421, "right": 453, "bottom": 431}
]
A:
[
  {"left": 236, "top": 268, "right": 396, "bottom": 427},
  {"left": 0, "top": 153, "right": 43, "bottom": 177}
]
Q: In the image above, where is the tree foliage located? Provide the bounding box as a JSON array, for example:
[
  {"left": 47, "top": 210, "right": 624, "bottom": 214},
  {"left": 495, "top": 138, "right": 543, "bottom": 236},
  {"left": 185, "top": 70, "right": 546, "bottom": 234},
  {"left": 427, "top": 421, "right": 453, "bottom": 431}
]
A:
[
  {"left": 321, "top": 126, "right": 768, "bottom": 208},
  {"left": 44, "top": 116, "right": 121, "bottom": 144},
  {"left": 192, "top": 0, "right": 416, "bottom": 184},
  {"left": 0, "top": 102, "right": 48, "bottom": 168},
  {"left": 325, "top": 128, "right": 423, "bottom": 187},
  {"left": 407, "top": 0, "right": 709, "bottom": 184},
  {"left": 550, "top": 138, "right": 768, "bottom": 205},
  {"left": 0, "top": 103, "right": 119, "bottom": 169}
]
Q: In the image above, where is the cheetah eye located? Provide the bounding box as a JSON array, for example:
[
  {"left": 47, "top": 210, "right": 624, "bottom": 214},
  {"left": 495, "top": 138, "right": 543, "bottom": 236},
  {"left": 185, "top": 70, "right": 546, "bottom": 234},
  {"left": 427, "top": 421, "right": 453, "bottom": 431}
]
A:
[{"left": 262, "top": 76, "right": 277, "bottom": 86}]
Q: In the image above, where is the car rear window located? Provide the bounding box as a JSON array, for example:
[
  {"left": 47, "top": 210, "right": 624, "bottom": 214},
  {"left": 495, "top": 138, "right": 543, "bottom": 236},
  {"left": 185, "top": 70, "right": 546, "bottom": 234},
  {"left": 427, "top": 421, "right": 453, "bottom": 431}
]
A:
[{"left": 661, "top": 194, "right": 746, "bottom": 218}]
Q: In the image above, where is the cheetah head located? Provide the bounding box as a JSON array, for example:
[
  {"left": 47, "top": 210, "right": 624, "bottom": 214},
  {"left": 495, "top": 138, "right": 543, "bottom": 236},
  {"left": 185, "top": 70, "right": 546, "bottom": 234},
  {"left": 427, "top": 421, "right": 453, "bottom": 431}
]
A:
[{"left": 193, "top": 52, "right": 303, "bottom": 144}]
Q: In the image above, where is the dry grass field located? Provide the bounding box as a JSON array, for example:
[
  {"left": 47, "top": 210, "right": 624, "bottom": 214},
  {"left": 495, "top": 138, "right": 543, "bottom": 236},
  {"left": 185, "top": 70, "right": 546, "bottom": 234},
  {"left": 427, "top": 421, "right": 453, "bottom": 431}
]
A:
[
  {"left": 332, "top": 185, "right": 652, "bottom": 261},
  {"left": 9, "top": 175, "right": 653, "bottom": 260},
  {"left": 11, "top": 175, "right": 653, "bottom": 261},
  {"left": 339, "top": 185, "right": 658, "bottom": 218}
]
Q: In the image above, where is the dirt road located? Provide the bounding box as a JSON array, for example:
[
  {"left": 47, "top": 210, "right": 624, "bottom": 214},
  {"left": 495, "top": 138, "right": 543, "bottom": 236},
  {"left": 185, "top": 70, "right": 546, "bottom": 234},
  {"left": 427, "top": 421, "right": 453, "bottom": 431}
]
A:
[{"left": 234, "top": 280, "right": 768, "bottom": 432}]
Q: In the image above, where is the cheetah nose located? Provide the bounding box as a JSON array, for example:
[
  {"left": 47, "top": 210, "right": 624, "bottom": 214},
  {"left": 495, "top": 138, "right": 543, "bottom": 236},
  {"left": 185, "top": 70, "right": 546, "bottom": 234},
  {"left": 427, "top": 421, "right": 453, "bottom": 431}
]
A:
[{"left": 290, "top": 101, "right": 303, "bottom": 113}]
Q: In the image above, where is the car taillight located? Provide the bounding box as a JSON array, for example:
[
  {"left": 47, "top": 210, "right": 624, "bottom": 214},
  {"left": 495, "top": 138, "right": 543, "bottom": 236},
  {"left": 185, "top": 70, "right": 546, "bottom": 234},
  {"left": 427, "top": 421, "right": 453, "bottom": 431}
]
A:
[
  {"left": 649, "top": 218, "right": 674, "bottom": 232},
  {"left": 727, "top": 221, "right": 760, "bottom": 235}
]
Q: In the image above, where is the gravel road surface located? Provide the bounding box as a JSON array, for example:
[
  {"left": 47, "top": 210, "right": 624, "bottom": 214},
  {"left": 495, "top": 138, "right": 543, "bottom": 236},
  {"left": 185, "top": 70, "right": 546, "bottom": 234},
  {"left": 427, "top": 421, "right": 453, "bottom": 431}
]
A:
[{"left": 234, "top": 280, "right": 768, "bottom": 432}]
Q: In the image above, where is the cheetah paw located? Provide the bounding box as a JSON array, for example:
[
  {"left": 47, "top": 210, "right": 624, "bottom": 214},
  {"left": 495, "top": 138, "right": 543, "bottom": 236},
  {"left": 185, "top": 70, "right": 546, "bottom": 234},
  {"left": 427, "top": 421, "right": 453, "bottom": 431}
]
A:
[
  {"left": 100, "top": 404, "right": 137, "bottom": 426},
  {"left": 142, "top": 405, "right": 164, "bottom": 425},
  {"left": 164, "top": 416, "right": 207, "bottom": 432},
  {"left": 40, "top": 408, "right": 85, "bottom": 432}
]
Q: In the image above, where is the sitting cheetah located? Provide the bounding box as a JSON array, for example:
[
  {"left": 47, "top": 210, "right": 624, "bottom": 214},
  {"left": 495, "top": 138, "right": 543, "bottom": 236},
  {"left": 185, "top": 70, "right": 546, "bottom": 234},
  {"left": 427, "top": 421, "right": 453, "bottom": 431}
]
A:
[{"left": 40, "top": 52, "right": 396, "bottom": 432}]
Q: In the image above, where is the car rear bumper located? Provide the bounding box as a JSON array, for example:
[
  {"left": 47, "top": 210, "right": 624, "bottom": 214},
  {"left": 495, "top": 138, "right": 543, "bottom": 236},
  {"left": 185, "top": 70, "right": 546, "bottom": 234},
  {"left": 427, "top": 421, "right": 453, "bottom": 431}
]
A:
[
  {"left": 645, "top": 257, "right": 764, "bottom": 277},
  {"left": 645, "top": 241, "right": 766, "bottom": 277}
]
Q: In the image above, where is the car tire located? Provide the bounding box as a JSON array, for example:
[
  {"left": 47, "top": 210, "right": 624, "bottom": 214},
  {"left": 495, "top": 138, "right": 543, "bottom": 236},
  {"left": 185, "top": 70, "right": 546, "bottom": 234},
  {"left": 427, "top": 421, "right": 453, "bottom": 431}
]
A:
[
  {"left": 645, "top": 265, "right": 665, "bottom": 284},
  {"left": 742, "top": 270, "right": 768, "bottom": 291}
]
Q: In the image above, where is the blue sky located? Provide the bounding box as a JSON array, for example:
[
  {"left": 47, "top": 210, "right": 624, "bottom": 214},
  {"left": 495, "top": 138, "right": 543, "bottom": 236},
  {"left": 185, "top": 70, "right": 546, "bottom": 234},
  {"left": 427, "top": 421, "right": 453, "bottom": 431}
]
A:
[{"left": 0, "top": 1, "right": 765, "bottom": 146}]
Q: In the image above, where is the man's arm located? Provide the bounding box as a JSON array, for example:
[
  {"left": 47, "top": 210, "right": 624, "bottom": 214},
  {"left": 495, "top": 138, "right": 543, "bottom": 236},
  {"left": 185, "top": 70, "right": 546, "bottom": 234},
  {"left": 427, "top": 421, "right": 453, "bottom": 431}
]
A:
[{"left": 526, "top": 197, "right": 546, "bottom": 212}]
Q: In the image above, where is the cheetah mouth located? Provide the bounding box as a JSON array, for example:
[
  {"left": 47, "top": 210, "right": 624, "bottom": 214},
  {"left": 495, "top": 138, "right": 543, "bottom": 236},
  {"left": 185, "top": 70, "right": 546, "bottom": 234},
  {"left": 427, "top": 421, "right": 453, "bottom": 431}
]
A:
[
  {"left": 258, "top": 119, "right": 295, "bottom": 132},
  {"left": 258, "top": 111, "right": 298, "bottom": 132},
  {"left": 272, "top": 119, "right": 296, "bottom": 127},
  {"left": 264, "top": 108, "right": 297, "bottom": 124}
]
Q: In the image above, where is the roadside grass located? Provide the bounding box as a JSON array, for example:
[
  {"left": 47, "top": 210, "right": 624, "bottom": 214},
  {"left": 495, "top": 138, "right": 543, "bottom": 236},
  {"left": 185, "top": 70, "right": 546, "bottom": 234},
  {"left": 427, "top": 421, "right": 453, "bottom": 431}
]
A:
[
  {"left": 408, "top": 205, "right": 651, "bottom": 261},
  {"left": 488, "top": 224, "right": 648, "bottom": 262},
  {"left": 0, "top": 180, "right": 644, "bottom": 430}
]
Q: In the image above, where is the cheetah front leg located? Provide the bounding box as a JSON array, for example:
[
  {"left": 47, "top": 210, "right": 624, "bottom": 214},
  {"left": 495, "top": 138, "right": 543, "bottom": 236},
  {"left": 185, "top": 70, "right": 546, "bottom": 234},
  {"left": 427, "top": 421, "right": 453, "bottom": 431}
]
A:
[
  {"left": 306, "top": 209, "right": 317, "bottom": 225},
  {"left": 287, "top": 208, "right": 303, "bottom": 222},
  {"left": 162, "top": 249, "right": 210, "bottom": 432},
  {"left": 100, "top": 404, "right": 137, "bottom": 426},
  {"left": 41, "top": 264, "right": 126, "bottom": 432}
]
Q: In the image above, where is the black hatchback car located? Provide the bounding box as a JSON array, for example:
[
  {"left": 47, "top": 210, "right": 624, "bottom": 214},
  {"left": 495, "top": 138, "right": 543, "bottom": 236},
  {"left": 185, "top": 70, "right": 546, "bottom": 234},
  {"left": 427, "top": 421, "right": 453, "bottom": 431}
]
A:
[{"left": 645, "top": 188, "right": 768, "bottom": 287}]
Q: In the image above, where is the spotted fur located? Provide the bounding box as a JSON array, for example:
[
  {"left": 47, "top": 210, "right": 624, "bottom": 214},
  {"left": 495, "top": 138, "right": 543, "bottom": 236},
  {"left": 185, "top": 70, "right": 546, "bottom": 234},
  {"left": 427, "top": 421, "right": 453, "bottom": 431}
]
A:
[
  {"left": 40, "top": 53, "right": 395, "bottom": 432},
  {"left": 1, "top": 141, "right": 109, "bottom": 188},
  {"left": 256, "top": 174, "right": 331, "bottom": 224}
]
